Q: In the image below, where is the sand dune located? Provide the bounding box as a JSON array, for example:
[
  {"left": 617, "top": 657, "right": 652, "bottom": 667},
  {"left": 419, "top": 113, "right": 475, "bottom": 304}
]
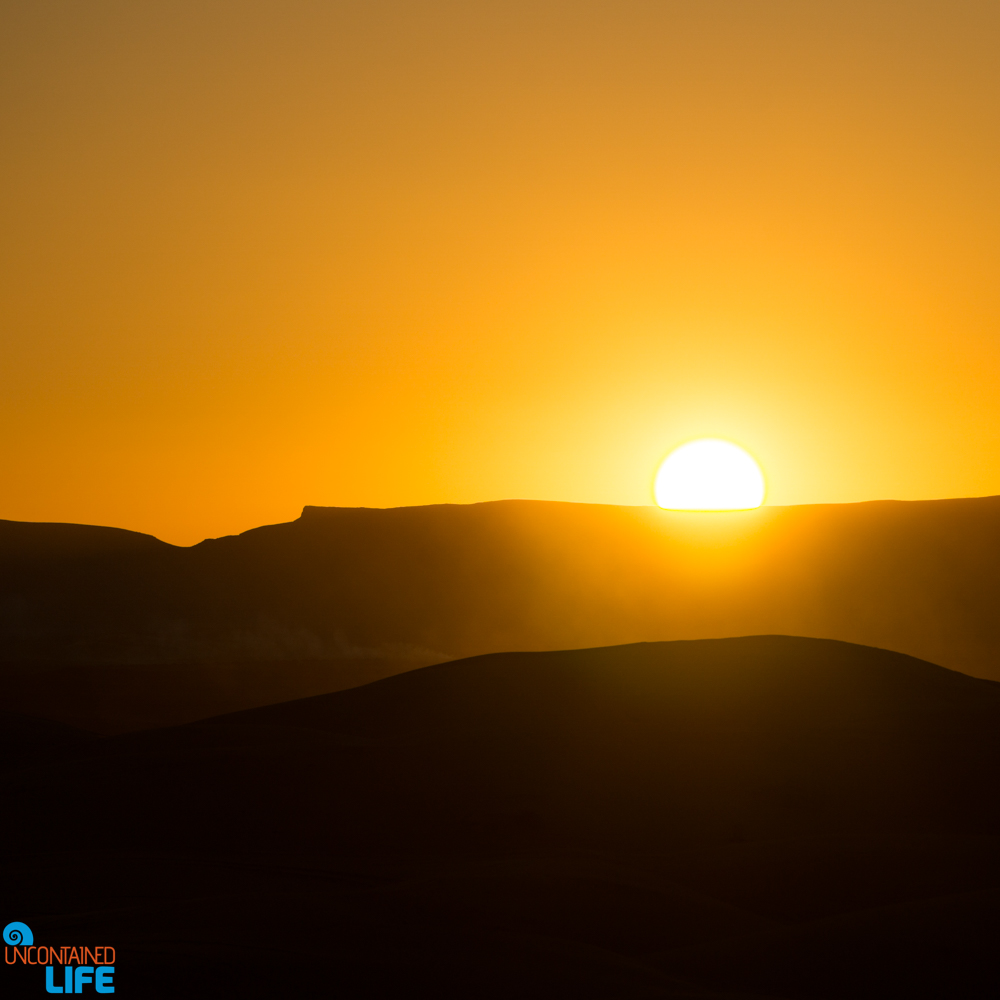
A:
[{"left": 4, "top": 636, "right": 1000, "bottom": 997}]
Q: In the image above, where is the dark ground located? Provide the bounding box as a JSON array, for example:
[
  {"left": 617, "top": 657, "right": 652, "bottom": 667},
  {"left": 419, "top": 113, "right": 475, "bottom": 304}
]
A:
[{"left": 4, "top": 635, "right": 1000, "bottom": 997}]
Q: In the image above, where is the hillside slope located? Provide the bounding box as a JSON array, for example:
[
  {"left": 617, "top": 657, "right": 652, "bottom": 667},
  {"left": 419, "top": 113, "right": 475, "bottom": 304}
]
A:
[{"left": 4, "top": 636, "right": 1000, "bottom": 998}]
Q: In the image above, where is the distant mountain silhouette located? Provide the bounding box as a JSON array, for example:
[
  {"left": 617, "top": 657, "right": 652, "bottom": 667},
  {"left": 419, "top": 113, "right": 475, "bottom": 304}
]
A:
[
  {"left": 3, "top": 497, "right": 1000, "bottom": 682},
  {"left": 5, "top": 636, "right": 1000, "bottom": 998}
]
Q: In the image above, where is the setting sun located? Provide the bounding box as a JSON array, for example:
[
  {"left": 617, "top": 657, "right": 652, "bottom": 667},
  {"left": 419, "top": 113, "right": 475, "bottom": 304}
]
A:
[{"left": 654, "top": 439, "right": 766, "bottom": 511}]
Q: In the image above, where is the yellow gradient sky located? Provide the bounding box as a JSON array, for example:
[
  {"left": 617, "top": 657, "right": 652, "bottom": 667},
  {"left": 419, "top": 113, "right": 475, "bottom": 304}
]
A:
[{"left": 3, "top": 1, "right": 1000, "bottom": 544}]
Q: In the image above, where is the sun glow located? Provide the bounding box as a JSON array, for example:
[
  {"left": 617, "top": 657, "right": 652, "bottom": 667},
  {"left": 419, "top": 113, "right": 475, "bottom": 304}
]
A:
[{"left": 654, "top": 439, "right": 765, "bottom": 511}]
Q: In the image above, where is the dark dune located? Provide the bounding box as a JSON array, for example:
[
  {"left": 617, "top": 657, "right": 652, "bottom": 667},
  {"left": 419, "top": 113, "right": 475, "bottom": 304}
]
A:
[
  {"left": 4, "top": 636, "right": 1000, "bottom": 997},
  {"left": 3, "top": 497, "right": 1000, "bottom": 731}
]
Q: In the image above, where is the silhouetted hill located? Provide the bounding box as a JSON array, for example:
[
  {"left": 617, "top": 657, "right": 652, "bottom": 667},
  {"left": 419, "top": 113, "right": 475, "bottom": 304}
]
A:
[
  {"left": 4, "top": 637, "right": 1000, "bottom": 997},
  {"left": 3, "top": 495, "right": 1000, "bottom": 727}
]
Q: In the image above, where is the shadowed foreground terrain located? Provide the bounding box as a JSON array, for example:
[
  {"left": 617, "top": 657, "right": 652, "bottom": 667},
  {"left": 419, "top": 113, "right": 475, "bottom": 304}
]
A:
[{"left": 5, "top": 636, "right": 1000, "bottom": 997}]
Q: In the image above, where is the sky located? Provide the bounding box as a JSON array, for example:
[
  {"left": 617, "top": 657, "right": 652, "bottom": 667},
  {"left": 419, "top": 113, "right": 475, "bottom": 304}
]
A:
[{"left": 2, "top": 0, "right": 1000, "bottom": 545}]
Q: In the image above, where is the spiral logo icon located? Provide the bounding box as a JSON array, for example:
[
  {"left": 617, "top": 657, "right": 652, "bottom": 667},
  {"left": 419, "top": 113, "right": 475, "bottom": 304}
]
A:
[{"left": 3, "top": 922, "right": 33, "bottom": 946}]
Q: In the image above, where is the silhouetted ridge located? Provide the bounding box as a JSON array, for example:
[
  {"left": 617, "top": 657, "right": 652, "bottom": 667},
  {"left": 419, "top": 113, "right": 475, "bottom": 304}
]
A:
[
  {"left": 4, "top": 496, "right": 1000, "bottom": 681},
  {"left": 0, "top": 518, "right": 172, "bottom": 559}
]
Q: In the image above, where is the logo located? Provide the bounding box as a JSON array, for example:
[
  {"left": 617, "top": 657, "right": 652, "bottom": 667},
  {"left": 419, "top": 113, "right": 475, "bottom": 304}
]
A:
[{"left": 4, "top": 922, "right": 115, "bottom": 994}]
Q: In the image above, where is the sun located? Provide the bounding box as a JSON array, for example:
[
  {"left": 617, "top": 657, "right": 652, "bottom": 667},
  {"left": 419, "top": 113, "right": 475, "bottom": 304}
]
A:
[{"left": 654, "top": 439, "right": 765, "bottom": 510}]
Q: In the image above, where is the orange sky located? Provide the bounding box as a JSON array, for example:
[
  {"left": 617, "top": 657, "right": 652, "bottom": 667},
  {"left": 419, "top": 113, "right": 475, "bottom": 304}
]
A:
[{"left": 3, "top": 1, "right": 1000, "bottom": 545}]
